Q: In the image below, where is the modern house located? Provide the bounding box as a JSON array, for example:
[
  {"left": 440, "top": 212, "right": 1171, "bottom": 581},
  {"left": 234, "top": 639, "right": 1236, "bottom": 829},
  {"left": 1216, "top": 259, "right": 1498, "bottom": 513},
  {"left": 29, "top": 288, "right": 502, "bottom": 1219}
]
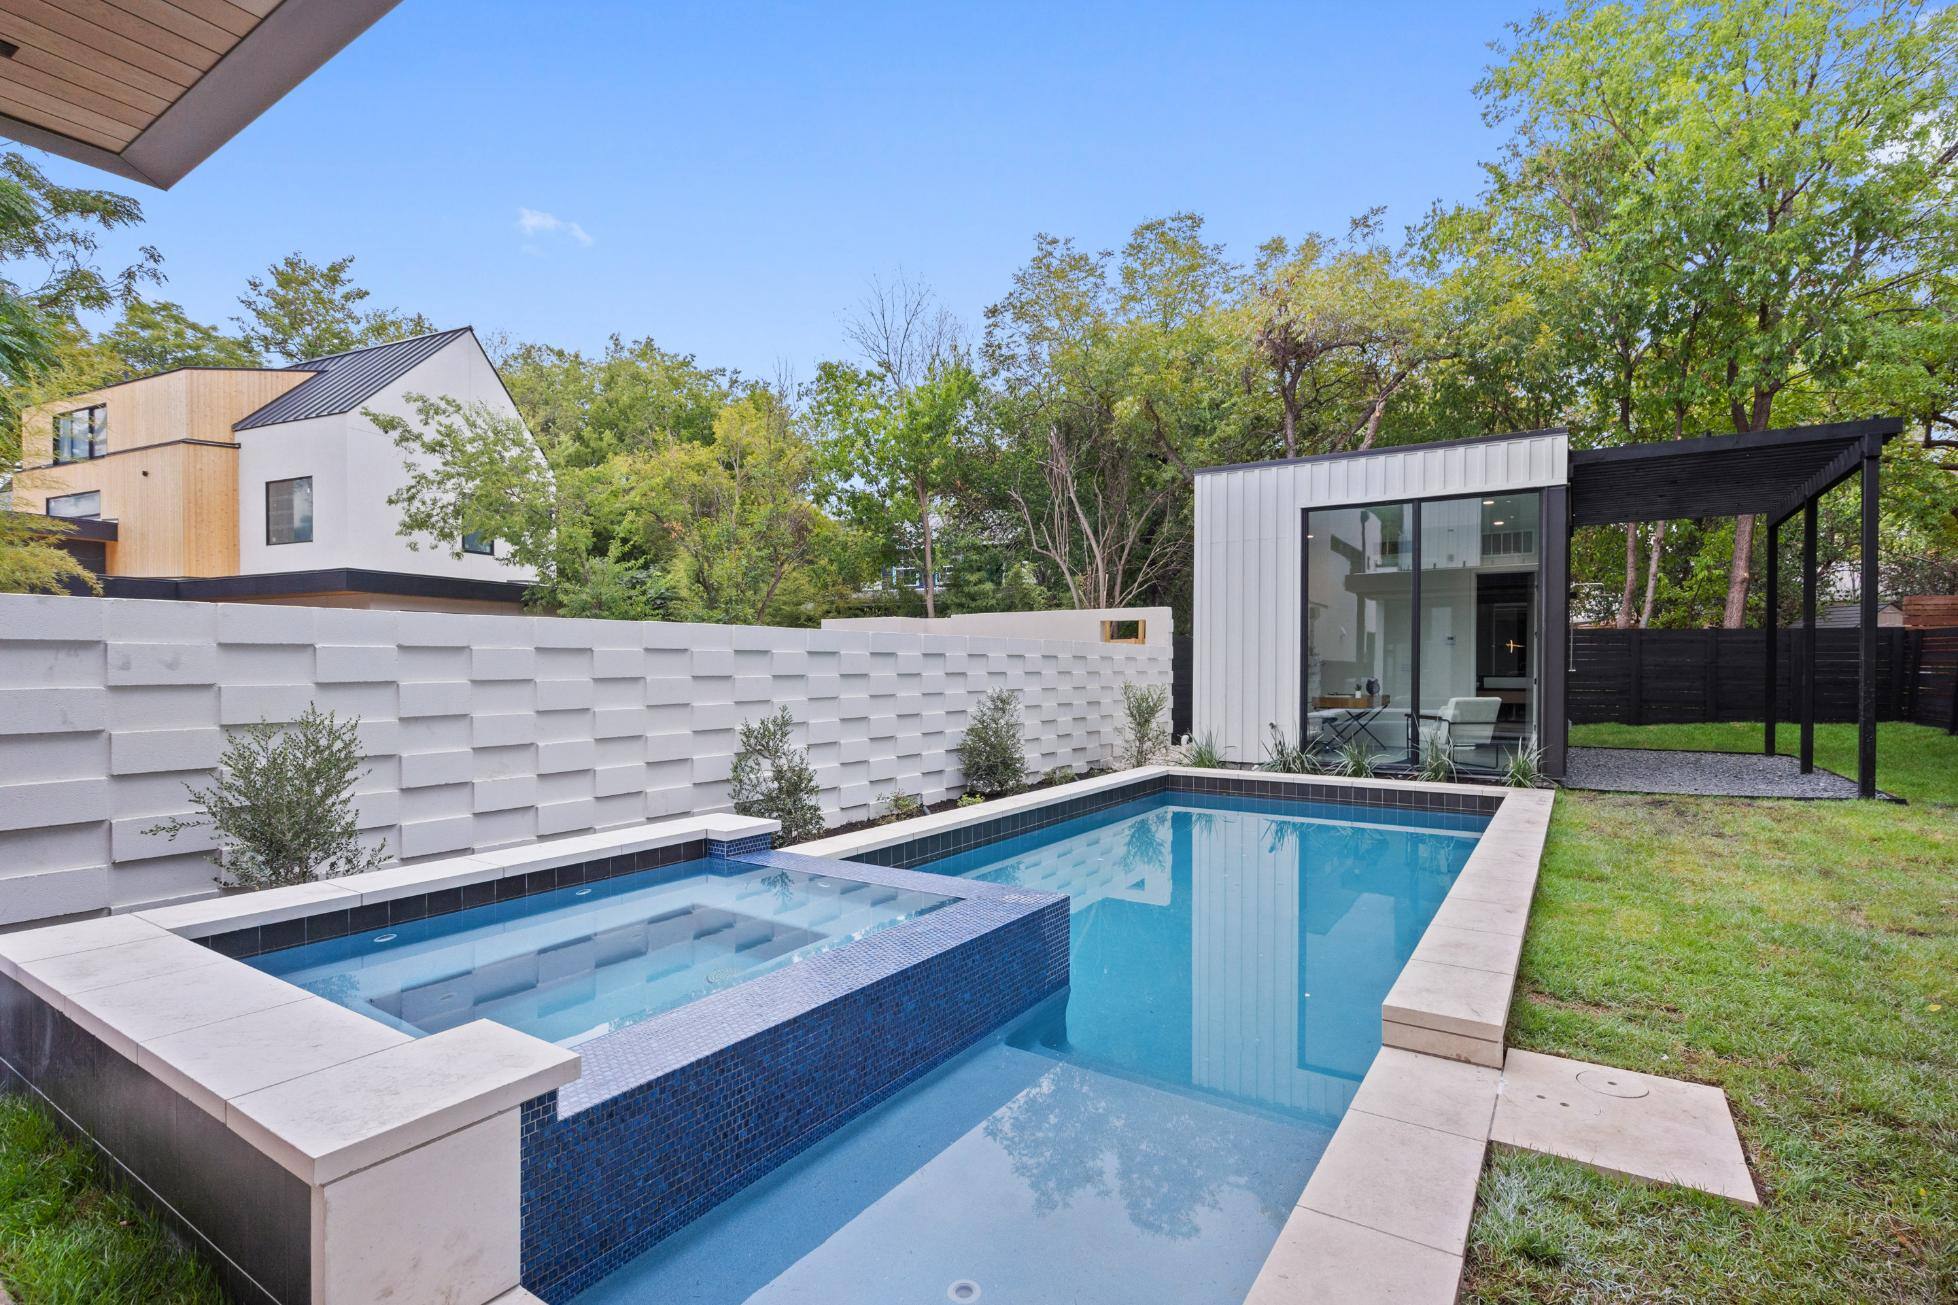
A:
[
  {"left": 11, "top": 327, "right": 536, "bottom": 613},
  {"left": 1192, "top": 419, "right": 1903, "bottom": 795}
]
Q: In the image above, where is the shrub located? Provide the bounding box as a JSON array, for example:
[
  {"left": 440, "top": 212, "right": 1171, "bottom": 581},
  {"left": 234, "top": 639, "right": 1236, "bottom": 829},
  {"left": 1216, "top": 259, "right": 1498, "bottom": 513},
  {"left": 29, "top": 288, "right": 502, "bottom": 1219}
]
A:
[
  {"left": 1324, "top": 737, "right": 1375, "bottom": 778},
  {"left": 1416, "top": 731, "right": 1458, "bottom": 784},
  {"left": 1181, "top": 732, "right": 1231, "bottom": 768},
  {"left": 730, "top": 706, "right": 825, "bottom": 844},
  {"left": 960, "top": 689, "right": 1028, "bottom": 795},
  {"left": 1259, "top": 723, "right": 1316, "bottom": 774},
  {"left": 1116, "top": 681, "right": 1171, "bottom": 769},
  {"left": 1502, "top": 737, "right": 1552, "bottom": 788},
  {"left": 145, "top": 706, "right": 388, "bottom": 889},
  {"left": 957, "top": 792, "right": 986, "bottom": 807},
  {"left": 877, "top": 790, "right": 923, "bottom": 825},
  {"left": 1042, "top": 766, "right": 1077, "bottom": 787}
]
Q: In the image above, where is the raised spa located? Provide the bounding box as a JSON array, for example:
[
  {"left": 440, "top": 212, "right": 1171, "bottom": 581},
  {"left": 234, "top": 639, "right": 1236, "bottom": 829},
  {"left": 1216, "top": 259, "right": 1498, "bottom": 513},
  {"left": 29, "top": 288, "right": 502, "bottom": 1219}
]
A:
[{"left": 248, "top": 860, "right": 955, "bottom": 1047}]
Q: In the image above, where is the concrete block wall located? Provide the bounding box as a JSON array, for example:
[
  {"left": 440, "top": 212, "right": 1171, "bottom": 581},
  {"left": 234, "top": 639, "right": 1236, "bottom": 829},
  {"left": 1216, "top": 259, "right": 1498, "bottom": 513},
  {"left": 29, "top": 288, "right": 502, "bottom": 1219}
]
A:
[{"left": 0, "top": 594, "right": 1171, "bottom": 924}]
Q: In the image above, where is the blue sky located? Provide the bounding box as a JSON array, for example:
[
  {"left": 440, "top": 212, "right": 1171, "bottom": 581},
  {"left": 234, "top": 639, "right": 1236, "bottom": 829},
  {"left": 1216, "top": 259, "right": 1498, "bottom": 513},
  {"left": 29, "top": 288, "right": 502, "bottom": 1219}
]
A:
[{"left": 36, "top": 1, "right": 1534, "bottom": 379}]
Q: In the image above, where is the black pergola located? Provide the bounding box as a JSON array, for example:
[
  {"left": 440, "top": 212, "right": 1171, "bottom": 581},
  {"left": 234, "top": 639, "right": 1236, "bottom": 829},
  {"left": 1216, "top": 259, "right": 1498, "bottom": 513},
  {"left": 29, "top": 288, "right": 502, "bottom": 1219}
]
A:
[{"left": 1569, "top": 417, "right": 1905, "bottom": 798}]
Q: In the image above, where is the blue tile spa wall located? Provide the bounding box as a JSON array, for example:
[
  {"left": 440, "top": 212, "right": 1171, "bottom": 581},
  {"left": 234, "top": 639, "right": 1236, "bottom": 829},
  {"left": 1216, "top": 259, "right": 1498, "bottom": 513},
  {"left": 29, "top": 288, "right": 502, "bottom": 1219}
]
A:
[{"left": 518, "top": 852, "right": 1069, "bottom": 1302}]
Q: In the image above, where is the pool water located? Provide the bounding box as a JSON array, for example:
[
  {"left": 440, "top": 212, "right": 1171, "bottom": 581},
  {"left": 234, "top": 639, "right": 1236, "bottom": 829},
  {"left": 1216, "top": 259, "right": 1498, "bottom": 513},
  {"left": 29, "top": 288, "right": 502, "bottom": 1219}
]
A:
[
  {"left": 572, "top": 792, "right": 1484, "bottom": 1304},
  {"left": 249, "top": 860, "right": 953, "bottom": 1047}
]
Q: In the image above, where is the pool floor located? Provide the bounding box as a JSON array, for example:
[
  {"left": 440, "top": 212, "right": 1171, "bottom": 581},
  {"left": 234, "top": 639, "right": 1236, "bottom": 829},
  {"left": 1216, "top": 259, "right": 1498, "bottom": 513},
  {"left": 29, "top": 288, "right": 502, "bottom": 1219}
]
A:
[{"left": 570, "top": 793, "right": 1481, "bottom": 1304}]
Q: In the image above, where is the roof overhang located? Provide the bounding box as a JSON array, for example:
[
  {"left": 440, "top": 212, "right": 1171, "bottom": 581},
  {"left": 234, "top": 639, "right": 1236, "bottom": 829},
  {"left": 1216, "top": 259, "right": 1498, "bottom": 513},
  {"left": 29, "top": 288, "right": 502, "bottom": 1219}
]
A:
[
  {"left": 1567, "top": 418, "right": 1905, "bottom": 529},
  {"left": 96, "top": 567, "right": 532, "bottom": 605},
  {"left": 0, "top": 0, "right": 401, "bottom": 189}
]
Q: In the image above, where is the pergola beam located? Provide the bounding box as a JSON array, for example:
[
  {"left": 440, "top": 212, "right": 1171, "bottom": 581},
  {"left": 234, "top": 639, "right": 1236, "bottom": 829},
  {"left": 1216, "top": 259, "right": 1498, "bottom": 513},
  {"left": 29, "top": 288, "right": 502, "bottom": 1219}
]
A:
[
  {"left": 1859, "top": 446, "right": 1880, "bottom": 797},
  {"left": 1801, "top": 499, "right": 1818, "bottom": 773}
]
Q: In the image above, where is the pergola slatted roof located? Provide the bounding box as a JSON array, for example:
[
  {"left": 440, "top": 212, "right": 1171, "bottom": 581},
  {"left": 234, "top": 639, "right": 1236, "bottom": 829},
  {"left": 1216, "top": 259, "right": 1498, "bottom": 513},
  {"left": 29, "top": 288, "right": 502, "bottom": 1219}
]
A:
[{"left": 1567, "top": 418, "right": 1904, "bottom": 528}]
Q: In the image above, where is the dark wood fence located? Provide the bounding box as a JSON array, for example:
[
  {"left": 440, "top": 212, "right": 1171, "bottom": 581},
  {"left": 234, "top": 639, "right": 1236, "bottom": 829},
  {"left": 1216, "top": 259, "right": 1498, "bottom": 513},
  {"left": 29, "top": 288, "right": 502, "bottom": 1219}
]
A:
[
  {"left": 1570, "top": 626, "right": 1958, "bottom": 730},
  {"left": 1172, "top": 634, "right": 1192, "bottom": 736}
]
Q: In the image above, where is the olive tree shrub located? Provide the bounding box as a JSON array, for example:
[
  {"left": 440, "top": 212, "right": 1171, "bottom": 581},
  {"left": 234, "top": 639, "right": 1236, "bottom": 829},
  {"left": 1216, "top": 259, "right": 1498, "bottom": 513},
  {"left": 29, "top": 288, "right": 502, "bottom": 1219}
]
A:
[
  {"left": 1116, "top": 681, "right": 1172, "bottom": 769},
  {"left": 730, "top": 706, "right": 825, "bottom": 844},
  {"left": 959, "top": 689, "right": 1028, "bottom": 796},
  {"left": 145, "top": 705, "right": 389, "bottom": 889}
]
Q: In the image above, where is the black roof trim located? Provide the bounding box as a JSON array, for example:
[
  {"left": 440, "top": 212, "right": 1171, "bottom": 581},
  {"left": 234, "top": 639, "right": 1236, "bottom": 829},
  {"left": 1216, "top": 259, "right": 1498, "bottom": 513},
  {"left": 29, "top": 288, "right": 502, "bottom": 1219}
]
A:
[
  {"left": 95, "top": 567, "right": 530, "bottom": 605},
  {"left": 234, "top": 328, "right": 475, "bottom": 431},
  {"left": 1193, "top": 428, "right": 1571, "bottom": 477},
  {"left": 1566, "top": 417, "right": 1904, "bottom": 468}
]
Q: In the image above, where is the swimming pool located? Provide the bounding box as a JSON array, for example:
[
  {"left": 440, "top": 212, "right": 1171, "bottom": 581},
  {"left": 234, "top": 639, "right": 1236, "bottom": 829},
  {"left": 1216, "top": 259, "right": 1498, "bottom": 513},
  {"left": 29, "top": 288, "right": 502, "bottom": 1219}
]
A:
[
  {"left": 249, "top": 859, "right": 955, "bottom": 1047},
  {"left": 571, "top": 789, "right": 1485, "bottom": 1304}
]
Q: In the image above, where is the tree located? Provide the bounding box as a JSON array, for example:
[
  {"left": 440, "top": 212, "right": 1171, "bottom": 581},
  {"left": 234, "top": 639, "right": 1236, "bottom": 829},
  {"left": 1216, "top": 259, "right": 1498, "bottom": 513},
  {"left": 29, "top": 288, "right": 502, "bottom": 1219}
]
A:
[
  {"left": 235, "top": 253, "right": 434, "bottom": 363},
  {"left": 100, "top": 299, "right": 259, "bottom": 377},
  {"left": 979, "top": 215, "right": 1245, "bottom": 610},
  {"left": 1481, "top": 0, "right": 1958, "bottom": 625},
  {"left": 809, "top": 358, "right": 978, "bottom": 618},
  {"left": 0, "top": 151, "right": 159, "bottom": 404},
  {"left": 495, "top": 334, "right": 732, "bottom": 466}
]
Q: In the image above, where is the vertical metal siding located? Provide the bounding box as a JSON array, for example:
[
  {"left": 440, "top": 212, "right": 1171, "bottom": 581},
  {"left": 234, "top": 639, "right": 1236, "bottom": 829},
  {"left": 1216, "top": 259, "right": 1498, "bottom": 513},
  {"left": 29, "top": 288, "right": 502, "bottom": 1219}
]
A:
[{"left": 1191, "top": 434, "right": 1569, "bottom": 760}]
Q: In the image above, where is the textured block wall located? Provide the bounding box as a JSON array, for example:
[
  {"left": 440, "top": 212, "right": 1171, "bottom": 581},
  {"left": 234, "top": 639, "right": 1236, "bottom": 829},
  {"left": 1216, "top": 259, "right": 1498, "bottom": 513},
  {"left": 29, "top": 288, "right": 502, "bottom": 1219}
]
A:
[{"left": 0, "top": 595, "right": 1171, "bottom": 923}]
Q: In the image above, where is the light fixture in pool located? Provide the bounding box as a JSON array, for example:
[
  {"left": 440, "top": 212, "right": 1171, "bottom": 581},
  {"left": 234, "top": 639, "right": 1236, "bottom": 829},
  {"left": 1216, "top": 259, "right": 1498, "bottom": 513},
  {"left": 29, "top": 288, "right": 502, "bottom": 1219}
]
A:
[
  {"left": 574, "top": 887, "right": 592, "bottom": 896},
  {"left": 372, "top": 933, "right": 396, "bottom": 943},
  {"left": 947, "top": 1282, "right": 981, "bottom": 1302}
]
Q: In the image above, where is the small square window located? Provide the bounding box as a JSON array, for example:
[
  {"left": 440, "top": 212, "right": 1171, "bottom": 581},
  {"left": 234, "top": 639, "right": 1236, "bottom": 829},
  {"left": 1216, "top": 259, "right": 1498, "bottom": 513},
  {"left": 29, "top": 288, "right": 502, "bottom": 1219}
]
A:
[
  {"left": 461, "top": 531, "right": 494, "bottom": 556},
  {"left": 46, "top": 490, "right": 101, "bottom": 519},
  {"left": 267, "top": 477, "right": 313, "bottom": 545},
  {"left": 52, "top": 404, "right": 107, "bottom": 462}
]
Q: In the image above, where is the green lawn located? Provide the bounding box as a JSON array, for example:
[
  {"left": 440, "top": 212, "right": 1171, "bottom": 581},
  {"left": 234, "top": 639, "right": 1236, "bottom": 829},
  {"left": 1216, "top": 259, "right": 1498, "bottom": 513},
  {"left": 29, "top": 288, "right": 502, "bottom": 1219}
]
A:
[
  {"left": 0, "top": 1094, "right": 225, "bottom": 1305},
  {"left": 1463, "top": 722, "right": 1958, "bottom": 1302},
  {"left": 1568, "top": 719, "right": 1958, "bottom": 804}
]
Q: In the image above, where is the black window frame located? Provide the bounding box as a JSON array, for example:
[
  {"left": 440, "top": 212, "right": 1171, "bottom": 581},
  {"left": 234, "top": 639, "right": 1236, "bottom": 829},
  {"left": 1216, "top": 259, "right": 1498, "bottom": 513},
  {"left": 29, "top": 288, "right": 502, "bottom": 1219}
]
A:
[
  {"left": 45, "top": 489, "right": 102, "bottom": 520},
  {"left": 52, "top": 404, "right": 108, "bottom": 464},
  {"left": 265, "top": 476, "right": 314, "bottom": 546}
]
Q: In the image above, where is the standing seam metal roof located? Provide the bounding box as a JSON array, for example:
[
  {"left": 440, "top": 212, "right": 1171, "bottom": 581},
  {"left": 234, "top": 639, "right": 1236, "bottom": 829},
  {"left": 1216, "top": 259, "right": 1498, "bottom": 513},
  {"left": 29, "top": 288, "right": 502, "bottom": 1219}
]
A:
[{"left": 232, "top": 327, "right": 473, "bottom": 430}]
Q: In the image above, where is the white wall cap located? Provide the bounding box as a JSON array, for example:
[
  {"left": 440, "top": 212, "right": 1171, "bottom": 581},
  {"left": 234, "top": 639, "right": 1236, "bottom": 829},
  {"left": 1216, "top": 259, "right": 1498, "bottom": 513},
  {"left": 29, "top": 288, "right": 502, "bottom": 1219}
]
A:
[{"left": 227, "top": 1018, "right": 579, "bottom": 1184}]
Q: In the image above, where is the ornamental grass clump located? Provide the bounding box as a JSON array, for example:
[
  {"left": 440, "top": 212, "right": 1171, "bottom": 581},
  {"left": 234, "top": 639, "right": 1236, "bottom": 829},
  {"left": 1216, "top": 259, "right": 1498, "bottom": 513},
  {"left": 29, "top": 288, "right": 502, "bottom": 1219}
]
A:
[
  {"left": 145, "top": 705, "right": 388, "bottom": 889},
  {"left": 730, "top": 706, "right": 825, "bottom": 844},
  {"left": 959, "top": 688, "right": 1028, "bottom": 796}
]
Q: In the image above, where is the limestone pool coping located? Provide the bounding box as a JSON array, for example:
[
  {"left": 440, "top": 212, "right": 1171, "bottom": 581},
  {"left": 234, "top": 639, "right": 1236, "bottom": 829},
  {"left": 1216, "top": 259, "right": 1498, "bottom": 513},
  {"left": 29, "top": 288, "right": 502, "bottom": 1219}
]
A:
[
  {"left": 0, "top": 810, "right": 778, "bottom": 1189},
  {"left": 803, "top": 765, "right": 1555, "bottom": 1305}
]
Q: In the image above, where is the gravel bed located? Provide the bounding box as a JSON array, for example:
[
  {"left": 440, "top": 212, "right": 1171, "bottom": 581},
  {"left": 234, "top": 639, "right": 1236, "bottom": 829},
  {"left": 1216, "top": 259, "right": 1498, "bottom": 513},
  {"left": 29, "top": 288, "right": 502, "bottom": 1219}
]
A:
[{"left": 1563, "top": 747, "right": 1868, "bottom": 799}]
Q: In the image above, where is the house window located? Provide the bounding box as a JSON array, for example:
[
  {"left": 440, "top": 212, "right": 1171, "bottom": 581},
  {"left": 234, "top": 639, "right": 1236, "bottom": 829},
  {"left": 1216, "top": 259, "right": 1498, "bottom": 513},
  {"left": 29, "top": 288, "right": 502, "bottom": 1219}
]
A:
[
  {"left": 46, "top": 490, "right": 101, "bottom": 519},
  {"left": 52, "top": 404, "right": 107, "bottom": 463},
  {"left": 461, "top": 531, "right": 494, "bottom": 555},
  {"left": 266, "top": 477, "right": 313, "bottom": 545}
]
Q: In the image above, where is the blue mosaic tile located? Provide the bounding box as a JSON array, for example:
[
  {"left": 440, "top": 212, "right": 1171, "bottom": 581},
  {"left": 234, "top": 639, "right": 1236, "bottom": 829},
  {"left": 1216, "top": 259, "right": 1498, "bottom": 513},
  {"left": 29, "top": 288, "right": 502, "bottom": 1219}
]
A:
[{"left": 518, "top": 850, "right": 1067, "bottom": 1302}]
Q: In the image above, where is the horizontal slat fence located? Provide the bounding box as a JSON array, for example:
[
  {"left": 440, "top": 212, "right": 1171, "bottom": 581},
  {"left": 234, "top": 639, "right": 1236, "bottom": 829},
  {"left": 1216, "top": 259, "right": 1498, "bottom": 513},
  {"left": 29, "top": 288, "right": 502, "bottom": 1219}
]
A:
[{"left": 1571, "top": 626, "right": 1958, "bottom": 730}]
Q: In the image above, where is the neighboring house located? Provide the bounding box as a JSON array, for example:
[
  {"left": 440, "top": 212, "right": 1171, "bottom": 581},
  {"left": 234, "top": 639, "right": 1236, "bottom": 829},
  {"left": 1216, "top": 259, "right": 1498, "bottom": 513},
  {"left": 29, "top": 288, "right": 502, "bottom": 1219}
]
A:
[
  {"left": 11, "top": 327, "right": 536, "bottom": 614},
  {"left": 1816, "top": 600, "right": 1905, "bottom": 629}
]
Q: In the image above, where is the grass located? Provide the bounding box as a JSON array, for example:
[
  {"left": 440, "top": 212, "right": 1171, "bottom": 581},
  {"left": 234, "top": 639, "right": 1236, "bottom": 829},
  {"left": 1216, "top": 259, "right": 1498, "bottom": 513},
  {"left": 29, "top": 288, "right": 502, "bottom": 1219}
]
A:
[
  {"left": 1568, "top": 719, "right": 1958, "bottom": 804},
  {"left": 1462, "top": 721, "right": 1958, "bottom": 1302},
  {"left": 0, "top": 1093, "right": 225, "bottom": 1305}
]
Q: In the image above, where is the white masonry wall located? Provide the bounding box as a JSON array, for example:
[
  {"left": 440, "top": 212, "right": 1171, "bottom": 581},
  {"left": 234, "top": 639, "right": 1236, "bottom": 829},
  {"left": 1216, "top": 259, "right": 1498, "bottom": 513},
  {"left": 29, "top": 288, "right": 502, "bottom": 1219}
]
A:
[{"left": 0, "top": 594, "right": 1170, "bottom": 925}]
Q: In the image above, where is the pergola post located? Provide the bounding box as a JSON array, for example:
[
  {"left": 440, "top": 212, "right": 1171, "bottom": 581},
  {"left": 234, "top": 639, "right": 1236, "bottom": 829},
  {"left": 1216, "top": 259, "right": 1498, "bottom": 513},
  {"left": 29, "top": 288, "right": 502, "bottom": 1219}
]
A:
[
  {"left": 1858, "top": 440, "right": 1880, "bottom": 797},
  {"left": 1801, "top": 499, "right": 1817, "bottom": 773},
  {"left": 1764, "top": 519, "right": 1778, "bottom": 756}
]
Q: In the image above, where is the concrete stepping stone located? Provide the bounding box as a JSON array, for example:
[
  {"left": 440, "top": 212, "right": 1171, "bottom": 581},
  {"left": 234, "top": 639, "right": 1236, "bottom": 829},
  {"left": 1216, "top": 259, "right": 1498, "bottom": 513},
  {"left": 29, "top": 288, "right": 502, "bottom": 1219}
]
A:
[{"left": 1491, "top": 1048, "right": 1758, "bottom": 1205}]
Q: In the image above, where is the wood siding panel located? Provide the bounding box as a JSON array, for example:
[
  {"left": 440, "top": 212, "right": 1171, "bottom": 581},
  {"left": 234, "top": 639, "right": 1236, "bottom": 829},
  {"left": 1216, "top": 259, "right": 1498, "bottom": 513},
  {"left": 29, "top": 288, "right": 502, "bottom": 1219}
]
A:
[
  {"left": 23, "top": 368, "right": 310, "bottom": 462},
  {"left": 13, "top": 440, "right": 240, "bottom": 576}
]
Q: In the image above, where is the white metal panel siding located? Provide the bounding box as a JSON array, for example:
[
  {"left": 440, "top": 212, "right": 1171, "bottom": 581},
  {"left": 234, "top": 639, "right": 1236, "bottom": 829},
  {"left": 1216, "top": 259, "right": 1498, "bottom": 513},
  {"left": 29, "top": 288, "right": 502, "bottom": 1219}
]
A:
[{"left": 1191, "top": 434, "right": 1568, "bottom": 761}]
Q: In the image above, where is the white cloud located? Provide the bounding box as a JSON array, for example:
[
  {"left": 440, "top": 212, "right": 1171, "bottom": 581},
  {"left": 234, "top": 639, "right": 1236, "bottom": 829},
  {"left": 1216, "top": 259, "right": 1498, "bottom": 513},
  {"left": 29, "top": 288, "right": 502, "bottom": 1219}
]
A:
[{"left": 516, "top": 207, "right": 593, "bottom": 248}]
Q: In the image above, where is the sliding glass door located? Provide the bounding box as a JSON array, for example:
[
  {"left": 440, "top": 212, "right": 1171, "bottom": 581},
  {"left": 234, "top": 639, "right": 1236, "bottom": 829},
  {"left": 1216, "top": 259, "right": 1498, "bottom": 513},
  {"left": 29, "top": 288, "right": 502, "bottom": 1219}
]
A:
[
  {"left": 1302, "top": 503, "right": 1415, "bottom": 763},
  {"left": 1304, "top": 492, "right": 1542, "bottom": 773}
]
